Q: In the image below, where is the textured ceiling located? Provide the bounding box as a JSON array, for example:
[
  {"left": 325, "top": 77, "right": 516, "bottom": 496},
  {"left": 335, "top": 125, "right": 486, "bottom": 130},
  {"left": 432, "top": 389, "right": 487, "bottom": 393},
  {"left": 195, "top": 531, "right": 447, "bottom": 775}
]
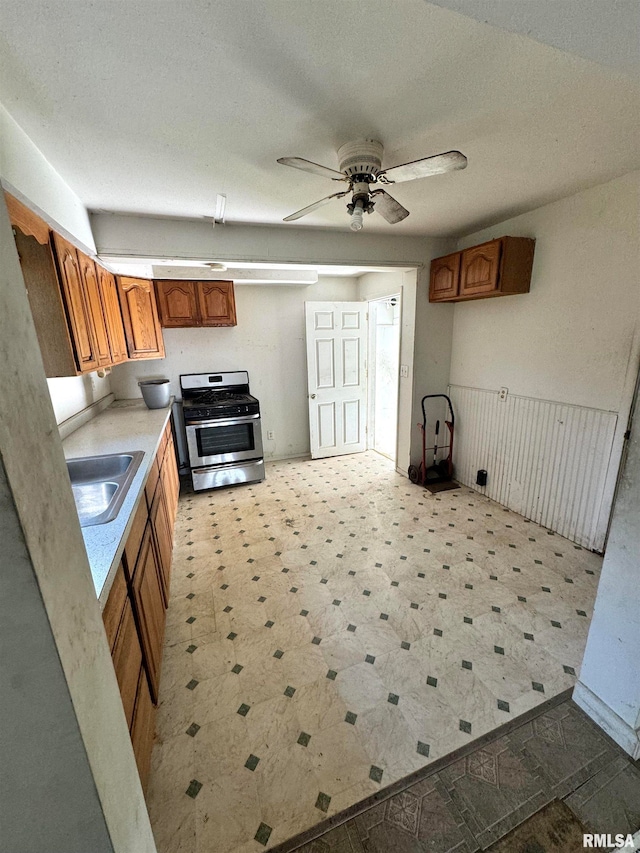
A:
[{"left": 1, "top": 1, "right": 638, "bottom": 237}]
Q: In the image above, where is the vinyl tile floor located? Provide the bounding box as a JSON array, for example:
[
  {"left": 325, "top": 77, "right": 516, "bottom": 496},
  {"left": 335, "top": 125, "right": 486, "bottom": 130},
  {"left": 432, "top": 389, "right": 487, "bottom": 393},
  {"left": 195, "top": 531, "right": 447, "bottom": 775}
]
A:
[
  {"left": 146, "top": 452, "right": 603, "bottom": 853},
  {"left": 287, "top": 696, "right": 640, "bottom": 853}
]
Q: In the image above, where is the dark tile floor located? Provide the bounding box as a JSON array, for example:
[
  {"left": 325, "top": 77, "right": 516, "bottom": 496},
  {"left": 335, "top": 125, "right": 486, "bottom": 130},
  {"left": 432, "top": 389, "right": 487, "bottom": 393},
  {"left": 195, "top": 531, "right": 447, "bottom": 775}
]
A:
[{"left": 273, "top": 694, "right": 640, "bottom": 852}]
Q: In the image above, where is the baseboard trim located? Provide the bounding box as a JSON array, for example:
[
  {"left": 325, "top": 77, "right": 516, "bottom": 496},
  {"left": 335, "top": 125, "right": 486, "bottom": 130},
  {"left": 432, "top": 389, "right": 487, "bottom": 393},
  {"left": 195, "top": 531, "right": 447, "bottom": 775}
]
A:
[
  {"left": 57, "top": 393, "right": 115, "bottom": 440},
  {"left": 573, "top": 681, "right": 640, "bottom": 759}
]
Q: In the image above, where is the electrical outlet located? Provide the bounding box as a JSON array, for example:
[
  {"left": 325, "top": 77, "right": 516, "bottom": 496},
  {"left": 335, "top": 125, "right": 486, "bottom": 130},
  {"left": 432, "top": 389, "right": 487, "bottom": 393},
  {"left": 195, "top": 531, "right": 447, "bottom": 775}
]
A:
[
  {"left": 267, "top": 430, "right": 274, "bottom": 440},
  {"left": 499, "top": 387, "right": 508, "bottom": 402},
  {"left": 400, "top": 365, "right": 409, "bottom": 379}
]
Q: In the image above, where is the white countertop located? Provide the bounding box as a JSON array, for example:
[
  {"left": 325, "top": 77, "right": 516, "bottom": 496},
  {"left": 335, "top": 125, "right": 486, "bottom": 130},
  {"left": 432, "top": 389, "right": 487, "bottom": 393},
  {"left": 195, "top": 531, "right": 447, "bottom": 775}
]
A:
[{"left": 62, "top": 399, "right": 173, "bottom": 606}]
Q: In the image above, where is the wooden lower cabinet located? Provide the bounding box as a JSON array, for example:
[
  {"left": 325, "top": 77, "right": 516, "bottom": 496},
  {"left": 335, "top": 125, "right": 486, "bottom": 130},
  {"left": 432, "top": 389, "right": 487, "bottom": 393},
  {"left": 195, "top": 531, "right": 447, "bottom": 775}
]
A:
[
  {"left": 101, "top": 562, "right": 155, "bottom": 791},
  {"left": 101, "top": 417, "right": 180, "bottom": 792}
]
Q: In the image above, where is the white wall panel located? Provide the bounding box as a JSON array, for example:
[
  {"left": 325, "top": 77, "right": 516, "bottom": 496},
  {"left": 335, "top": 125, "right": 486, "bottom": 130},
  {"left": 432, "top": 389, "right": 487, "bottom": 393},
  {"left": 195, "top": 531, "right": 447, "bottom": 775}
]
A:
[{"left": 449, "top": 384, "right": 617, "bottom": 551}]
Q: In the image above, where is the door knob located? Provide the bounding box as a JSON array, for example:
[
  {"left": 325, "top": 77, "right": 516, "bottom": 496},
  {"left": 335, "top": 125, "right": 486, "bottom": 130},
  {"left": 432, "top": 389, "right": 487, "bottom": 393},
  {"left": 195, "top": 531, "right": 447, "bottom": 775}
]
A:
[{"left": 310, "top": 393, "right": 316, "bottom": 399}]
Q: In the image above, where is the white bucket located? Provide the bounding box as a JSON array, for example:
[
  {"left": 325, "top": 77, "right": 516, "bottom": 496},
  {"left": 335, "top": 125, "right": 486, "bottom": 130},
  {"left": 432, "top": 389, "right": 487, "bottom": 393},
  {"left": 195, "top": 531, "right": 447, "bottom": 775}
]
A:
[{"left": 139, "top": 379, "right": 170, "bottom": 409}]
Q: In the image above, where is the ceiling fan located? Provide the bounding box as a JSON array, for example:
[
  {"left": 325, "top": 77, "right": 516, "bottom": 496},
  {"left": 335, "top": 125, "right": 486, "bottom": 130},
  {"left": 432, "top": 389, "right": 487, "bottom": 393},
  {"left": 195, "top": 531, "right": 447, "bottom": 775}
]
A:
[{"left": 277, "top": 140, "right": 467, "bottom": 232}]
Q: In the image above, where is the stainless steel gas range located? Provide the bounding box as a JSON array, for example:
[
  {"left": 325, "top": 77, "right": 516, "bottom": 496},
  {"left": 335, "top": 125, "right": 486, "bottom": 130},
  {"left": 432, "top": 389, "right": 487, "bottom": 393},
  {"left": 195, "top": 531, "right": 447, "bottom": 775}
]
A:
[{"left": 180, "top": 371, "right": 264, "bottom": 491}]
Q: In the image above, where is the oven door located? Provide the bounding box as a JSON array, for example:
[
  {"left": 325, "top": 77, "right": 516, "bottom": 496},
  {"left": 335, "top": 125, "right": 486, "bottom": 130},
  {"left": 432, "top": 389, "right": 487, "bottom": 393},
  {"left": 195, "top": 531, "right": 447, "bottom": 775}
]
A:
[{"left": 186, "top": 414, "right": 263, "bottom": 467}]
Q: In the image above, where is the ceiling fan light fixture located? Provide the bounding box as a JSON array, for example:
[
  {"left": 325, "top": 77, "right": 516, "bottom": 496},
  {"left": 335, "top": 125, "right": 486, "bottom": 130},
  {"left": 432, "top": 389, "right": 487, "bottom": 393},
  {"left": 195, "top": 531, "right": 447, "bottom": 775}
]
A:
[{"left": 350, "top": 200, "right": 365, "bottom": 232}]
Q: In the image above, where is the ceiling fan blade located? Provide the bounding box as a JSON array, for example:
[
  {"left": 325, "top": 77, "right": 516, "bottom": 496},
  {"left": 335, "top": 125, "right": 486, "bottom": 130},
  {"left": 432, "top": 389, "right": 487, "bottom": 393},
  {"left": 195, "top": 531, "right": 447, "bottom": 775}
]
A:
[
  {"left": 283, "top": 190, "right": 349, "bottom": 222},
  {"left": 371, "top": 189, "right": 410, "bottom": 224},
  {"left": 379, "top": 150, "right": 467, "bottom": 184},
  {"left": 277, "top": 157, "right": 347, "bottom": 181}
]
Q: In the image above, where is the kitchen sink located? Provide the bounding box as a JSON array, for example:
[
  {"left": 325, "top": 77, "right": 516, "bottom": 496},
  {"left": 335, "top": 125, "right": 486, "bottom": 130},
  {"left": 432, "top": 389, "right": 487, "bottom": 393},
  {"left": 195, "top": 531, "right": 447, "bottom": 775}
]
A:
[{"left": 66, "top": 451, "right": 144, "bottom": 527}]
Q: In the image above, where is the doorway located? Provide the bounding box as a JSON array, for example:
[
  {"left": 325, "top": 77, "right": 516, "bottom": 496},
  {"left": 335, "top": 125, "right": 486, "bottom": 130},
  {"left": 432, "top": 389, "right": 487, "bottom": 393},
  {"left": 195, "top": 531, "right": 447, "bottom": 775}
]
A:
[{"left": 368, "top": 294, "right": 401, "bottom": 463}]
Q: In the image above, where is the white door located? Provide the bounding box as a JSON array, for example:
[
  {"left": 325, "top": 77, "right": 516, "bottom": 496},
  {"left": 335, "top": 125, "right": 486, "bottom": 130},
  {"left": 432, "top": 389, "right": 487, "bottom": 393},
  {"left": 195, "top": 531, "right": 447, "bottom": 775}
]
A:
[{"left": 305, "top": 301, "right": 367, "bottom": 459}]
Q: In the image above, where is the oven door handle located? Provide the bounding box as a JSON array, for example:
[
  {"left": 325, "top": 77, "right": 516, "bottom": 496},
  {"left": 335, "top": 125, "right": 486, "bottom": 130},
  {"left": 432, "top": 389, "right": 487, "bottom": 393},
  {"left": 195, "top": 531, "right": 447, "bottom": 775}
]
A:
[{"left": 185, "top": 413, "right": 261, "bottom": 429}]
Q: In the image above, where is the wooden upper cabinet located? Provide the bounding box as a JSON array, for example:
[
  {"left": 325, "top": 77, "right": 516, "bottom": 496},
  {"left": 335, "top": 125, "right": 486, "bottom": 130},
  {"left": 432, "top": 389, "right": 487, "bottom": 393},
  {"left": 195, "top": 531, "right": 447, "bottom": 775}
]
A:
[
  {"left": 198, "top": 281, "right": 236, "bottom": 326},
  {"left": 6, "top": 192, "right": 130, "bottom": 375},
  {"left": 97, "top": 266, "right": 129, "bottom": 365},
  {"left": 155, "top": 279, "right": 237, "bottom": 327},
  {"left": 459, "top": 239, "right": 502, "bottom": 298},
  {"left": 155, "top": 280, "right": 199, "bottom": 327},
  {"left": 429, "top": 236, "right": 535, "bottom": 303},
  {"left": 429, "top": 252, "right": 461, "bottom": 302},
  {"left": 117, "top": 276, "right": 165, "bottom": 360},
  {"left": 51, "top": 233, "right": 99, "bottom": 372},
  {"left": 78, "top": 252, "right": 111, "bottom": 367}
]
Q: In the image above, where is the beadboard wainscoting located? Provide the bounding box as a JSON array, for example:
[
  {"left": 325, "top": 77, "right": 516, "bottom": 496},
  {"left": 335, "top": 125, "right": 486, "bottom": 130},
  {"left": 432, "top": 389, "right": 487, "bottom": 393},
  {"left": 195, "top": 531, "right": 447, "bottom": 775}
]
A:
[{"left": 448, "top": 385, "right": 618, "bottom": 551}]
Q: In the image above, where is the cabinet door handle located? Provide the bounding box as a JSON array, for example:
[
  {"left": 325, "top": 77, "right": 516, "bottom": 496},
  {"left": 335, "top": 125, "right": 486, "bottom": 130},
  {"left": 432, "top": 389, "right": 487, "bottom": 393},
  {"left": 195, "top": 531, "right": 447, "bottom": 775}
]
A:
[{"left": 309, "top": 393, "right": 316, "bottom": 399}]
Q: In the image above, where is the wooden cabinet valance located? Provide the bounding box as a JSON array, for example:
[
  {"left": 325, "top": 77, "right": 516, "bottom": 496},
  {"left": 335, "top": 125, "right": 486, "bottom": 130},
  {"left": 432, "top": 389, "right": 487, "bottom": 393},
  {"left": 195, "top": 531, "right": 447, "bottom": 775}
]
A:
[
  {"left": 429, "top": 236, "right": 535, "bottom": 303},
  {"left": 155, "top": 279, "right": 237, "bottom": 327}
]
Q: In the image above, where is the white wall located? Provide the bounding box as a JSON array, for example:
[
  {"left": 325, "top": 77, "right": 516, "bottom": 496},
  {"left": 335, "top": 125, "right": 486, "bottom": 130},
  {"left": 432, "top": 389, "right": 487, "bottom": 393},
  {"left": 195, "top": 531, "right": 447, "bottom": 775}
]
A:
[
  {"left": 0, "top": 106, "right": 96, "bottom": 251},
  {"left": 449, "top": 172, "right": 640, "bottom": 540},
  {"left": 0, "top": 105, "right": 112, "bottom": 424},
  {"left": 451, "top": 172, "right": 640, "bottom": 412},
  {"left": 110, "top": 278, "right": 359, "bottom": 461}
]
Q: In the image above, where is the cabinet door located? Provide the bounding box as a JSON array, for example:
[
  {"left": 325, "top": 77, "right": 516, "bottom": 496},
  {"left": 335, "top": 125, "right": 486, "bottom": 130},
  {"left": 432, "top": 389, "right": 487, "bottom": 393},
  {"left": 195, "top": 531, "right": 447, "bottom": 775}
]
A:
[
  {"left": 163, "top": 434, "right": 180, "bottom": 529},
  {"left": 151, "top": 483, "right": 173, "bottom": 606},
  {"left": 130, "top": 668, "right": 155, "bottom": 792},
  {"left": 117, "top": 276, "right": 166, "bottom": 360},
  {"left": 98, "top": 266, "right": 128, "bottom": 365},
  {"left": 197, "top": 281, "right": 237, "bottom": 326},
  {"left": 131, "top": 525, "right": 166, "bottom": 703},
  {"left": 111, "top": 597, "right": 143, "bottom": 728},
  {"left": 459, "top": 240, "right": 501, "bottom": 298},
  {"left": 52, "top": 233, "right": 99, "bottom": 372},
  {"left": 11, "top": 227, "right": 79, "bottom": 377},
  {"left": 155, "top": 280, "right": 199, "bottom": 327},
  {"left": 79, "top": 253, "right": 111, "bottom": 367},
  {"left": 429, "top": 252, "right": 461, "bottom": 301},
  {"left": 102, "top": 561, "right": 128, "bottom": 651}
]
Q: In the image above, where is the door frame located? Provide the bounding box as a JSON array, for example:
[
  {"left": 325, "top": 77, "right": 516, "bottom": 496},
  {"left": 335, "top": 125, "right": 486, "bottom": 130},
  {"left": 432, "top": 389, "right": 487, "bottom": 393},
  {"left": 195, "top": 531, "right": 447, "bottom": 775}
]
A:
[{"left": 367, "top": 292, "right": 402, "bottom": 465}]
